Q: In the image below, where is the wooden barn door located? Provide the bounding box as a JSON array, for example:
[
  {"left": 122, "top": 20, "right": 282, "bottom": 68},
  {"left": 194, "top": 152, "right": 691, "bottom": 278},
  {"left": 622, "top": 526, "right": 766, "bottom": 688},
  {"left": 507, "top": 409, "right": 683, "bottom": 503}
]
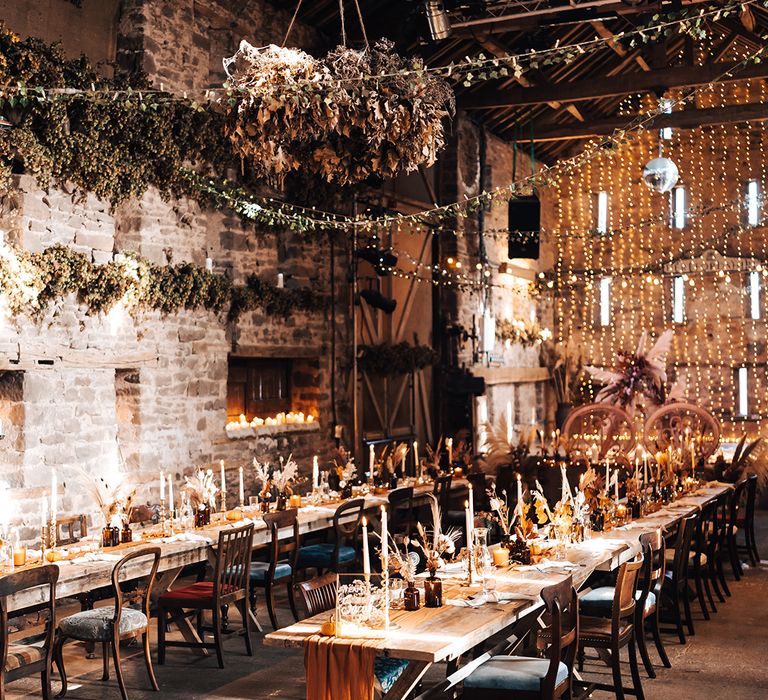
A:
[{"left": 354, "top": 224, "right": 434, "bottom": 457}]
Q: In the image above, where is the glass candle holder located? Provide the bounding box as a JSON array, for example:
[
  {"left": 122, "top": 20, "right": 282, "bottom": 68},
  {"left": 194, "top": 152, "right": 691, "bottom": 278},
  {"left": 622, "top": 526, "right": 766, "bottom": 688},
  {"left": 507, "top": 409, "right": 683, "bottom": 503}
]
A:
[
  {"left": 424, "top": 575, "right": 443, "bottom": 608},
  {"left": 12, "top": 546, "right": 26, "bottom": 567},
  {"left": 404, "top": 580, "right": 421, "bottom": 611}
]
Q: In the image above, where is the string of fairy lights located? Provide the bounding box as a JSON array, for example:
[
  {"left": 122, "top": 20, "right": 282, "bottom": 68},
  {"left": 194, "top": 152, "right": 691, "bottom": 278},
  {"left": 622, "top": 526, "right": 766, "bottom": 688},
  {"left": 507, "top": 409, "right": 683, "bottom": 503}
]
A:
[{"left": 550, "top": 70, "right": 768, "bottom": 439}]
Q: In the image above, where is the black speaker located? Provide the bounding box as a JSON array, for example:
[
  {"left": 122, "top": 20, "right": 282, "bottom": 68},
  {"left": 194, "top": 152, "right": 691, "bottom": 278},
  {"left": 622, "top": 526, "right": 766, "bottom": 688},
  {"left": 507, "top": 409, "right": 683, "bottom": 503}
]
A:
[{"left": 508, "top": 193, "right": 540, "bottom": 259}]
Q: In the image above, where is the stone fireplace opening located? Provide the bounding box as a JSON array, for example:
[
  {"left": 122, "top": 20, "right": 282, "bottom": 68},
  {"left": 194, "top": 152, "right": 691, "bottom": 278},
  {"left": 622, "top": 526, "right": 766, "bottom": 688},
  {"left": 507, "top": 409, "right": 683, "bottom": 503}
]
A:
[{"left": 224, "top": 354, "right": 322, "bottom": 438}]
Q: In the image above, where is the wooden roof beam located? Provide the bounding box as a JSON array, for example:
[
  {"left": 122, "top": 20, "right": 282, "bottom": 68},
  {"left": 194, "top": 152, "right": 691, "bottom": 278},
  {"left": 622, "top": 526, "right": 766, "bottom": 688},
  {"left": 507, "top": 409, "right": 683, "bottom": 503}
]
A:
[
  {"left": 461, "top": 60, "right": 768, "bottom": 108},
  {"left": 592, "top": 20, "right": 651, "bottom": 71},
  {"left": 474, "top": 36, "right": 583, "bottom": 120},
  {"left": 518, "top": 101, "right": 768, "bottom": 141}
]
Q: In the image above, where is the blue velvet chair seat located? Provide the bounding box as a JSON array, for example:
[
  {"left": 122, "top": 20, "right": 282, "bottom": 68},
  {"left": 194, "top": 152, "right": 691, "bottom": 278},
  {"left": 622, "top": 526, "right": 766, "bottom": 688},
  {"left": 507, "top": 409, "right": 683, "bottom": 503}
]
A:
[
  {"left": 58, "top": 607, "right": 147, "bottom": 641},
  {"left": 579, "top": 587, "right": 656, "bottom": 615},
  {"left": 374, "top": 657, "right": 409, "bottom": 693},
  {"left": 250, "top": 561, "right": 292, "bottom": 581},
  {"left": 464, "top": 655, "right": 568, "bottom": 692},
  {"left": 297, "top": 543, "right": 356, "bottom": 568}
]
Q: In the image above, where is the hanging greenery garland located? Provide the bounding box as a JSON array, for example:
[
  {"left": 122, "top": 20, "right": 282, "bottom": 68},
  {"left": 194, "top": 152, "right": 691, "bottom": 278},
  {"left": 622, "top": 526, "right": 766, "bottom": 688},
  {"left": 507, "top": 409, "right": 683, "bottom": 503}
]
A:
[
  {"left": 358, "top": 341, "right": 438, "bottom": 376},
  {"left": 0, "top": 243, "right": 325, "bottom": 320}
]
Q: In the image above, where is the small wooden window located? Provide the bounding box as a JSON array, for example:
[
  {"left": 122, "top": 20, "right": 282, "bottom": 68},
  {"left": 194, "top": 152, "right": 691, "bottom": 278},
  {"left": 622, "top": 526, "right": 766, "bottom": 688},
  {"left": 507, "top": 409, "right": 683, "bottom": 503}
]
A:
[{"left": 227, "top": 358, "right": 292, "bottom": 421}]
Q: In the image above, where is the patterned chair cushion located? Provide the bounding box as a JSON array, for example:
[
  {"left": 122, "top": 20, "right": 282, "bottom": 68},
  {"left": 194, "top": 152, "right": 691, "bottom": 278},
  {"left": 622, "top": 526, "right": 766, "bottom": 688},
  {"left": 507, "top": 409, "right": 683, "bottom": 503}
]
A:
[
  {"left": 5, "top": 644, "right": 45, "bottom": 672},
  {"left": 58, "top": 607, "right": 148, "bottom": 641},
  {"left": 374, "top": 657, "right": 409, "bottom": 694},
  {"left": 579, "top": 587, "right": 656, "bottom": 615},
  {"left": 297, "top": 544, "right": 356, "bottom": 568},
  {"left": 464, "top": 656, "right": 569, "bottom": 692},
  {"left": 250, "top": 561, "right": 292, "bottom": 582}
]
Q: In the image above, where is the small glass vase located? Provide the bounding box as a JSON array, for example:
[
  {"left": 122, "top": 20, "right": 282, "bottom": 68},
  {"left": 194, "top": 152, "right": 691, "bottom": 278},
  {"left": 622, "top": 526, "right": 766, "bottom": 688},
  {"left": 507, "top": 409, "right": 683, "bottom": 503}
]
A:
[
  {"left": 424, "top": 573, "right": 442, "bottom": 608},
  {"left": 473, "top": 527, "right": 492, "bottom": 578},
  {"left": 276, "top": 492, "right": 287, "bottom": 511},
  {"left": 404, "top": 580, "right": 421, "bottom": 611}
]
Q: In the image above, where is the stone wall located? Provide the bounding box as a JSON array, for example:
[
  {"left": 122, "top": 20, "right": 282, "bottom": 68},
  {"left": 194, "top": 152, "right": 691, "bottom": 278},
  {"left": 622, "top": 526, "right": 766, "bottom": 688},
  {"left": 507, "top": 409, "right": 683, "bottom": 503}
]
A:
[
  {"left": 0, "top": 1, "right": 342, "bottom": 540},
  {"left": 436, "top": 116, "right": 548, "bottom": 453},
  {"left": 0, "top": 0, "right": 550, "bottom": 539}
]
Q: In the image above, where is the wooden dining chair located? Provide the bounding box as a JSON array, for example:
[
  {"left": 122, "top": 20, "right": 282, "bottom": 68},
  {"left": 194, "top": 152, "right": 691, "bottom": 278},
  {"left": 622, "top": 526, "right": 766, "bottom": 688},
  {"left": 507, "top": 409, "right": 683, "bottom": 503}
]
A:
[
  {"left": 463, "top": 576, "right": 579, "bottom": 699},
  {"left": 55, "top": 515, "right": 88, "bottom": 547},
  {"left": 296, "top": 573, "right": 409, "bottom": 695},
  {"left": 250, "top": 508, "right": 300, "bottom": 630},
  {"left": 735, "top": 474, "right": 760, "bottom": 568},
  {"left": 296, "top": 572, "right": 338, "bottom": 618},
  {"left": 158, "top": 524, "right": 254, "bottom": 668},
  {"left": 296, "top": 498, "right": 364, "bottom": 574},
  {"left": 725, "top": 477, "right": 749, "bottom": 580},
  {"left": 54, "top": 548, "right": 160, "bottom": 700},
  {"left": 0, "top": 566, "right": 58, "bottom": 700},
  {"left": 577, "top": 558, "right": 645, "bottom": 700},
  {"left": 662, "top": 513, "right": 697, "bottom": 645}
]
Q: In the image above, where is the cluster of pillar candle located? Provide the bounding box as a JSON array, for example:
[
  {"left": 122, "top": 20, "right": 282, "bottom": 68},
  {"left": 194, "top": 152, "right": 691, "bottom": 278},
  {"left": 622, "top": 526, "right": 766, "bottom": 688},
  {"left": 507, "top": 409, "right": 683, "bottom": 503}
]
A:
[{"left": 226, "top": 411, "right": 316, "bottom": 433}]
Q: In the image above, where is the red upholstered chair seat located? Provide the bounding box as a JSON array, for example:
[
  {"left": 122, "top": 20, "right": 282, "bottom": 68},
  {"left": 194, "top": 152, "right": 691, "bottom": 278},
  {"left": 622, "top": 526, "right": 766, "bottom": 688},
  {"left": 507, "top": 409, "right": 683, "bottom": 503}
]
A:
[{"left": 159, "top": 582, "right": 232, "bottom": 604}]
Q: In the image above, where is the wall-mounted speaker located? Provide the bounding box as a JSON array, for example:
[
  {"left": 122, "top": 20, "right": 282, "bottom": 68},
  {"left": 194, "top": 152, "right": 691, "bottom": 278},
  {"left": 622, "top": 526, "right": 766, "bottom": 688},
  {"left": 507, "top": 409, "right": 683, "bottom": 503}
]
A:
[{"left": 508, "top": 193, "right": 540, "bottom": 259}]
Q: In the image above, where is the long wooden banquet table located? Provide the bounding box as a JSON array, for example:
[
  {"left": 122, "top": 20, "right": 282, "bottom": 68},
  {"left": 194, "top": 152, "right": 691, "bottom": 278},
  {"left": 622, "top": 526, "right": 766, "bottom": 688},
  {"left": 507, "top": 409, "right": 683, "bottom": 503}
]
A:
[
  {"left": 264, "top": 482, "right": 733, "bottom": 700},
  {"left": 3, "top": 478, "right": 467, "bottom": 650}
]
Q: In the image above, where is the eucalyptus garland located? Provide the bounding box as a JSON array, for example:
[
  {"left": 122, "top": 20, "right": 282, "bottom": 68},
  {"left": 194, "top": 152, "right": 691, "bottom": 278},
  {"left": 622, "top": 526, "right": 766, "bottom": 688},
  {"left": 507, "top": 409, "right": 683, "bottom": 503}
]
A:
[
  {"left": 0, "top": 243, "right": 325, "bottom": 321},
  {"left": 358, "top": 342, "right": 438, "bottom": 376}
]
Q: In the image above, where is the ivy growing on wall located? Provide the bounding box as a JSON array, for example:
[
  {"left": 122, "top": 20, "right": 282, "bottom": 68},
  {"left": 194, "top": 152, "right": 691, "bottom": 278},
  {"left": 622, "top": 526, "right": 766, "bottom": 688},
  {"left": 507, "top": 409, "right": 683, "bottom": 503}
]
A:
[{"left": 0, "top": 243, "right": 325, "bottom": 321}]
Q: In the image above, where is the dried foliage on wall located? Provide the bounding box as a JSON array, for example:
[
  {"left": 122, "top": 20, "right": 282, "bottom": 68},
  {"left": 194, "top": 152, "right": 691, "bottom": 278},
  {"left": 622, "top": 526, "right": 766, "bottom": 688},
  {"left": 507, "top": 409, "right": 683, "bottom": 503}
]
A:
[{"left": 0, "top": 243, "right": 325, "bottom": 321}]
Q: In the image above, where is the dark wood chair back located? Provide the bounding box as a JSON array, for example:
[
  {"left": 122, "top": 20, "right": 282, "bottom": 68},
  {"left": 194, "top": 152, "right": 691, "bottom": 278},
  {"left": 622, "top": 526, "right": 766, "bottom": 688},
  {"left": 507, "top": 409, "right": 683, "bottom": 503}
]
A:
[
  {"left": 728, "top": 477, "right": 748, "bottom": 527},
  {"left": 111, "top": 547, "right": 160, "bottom": 638},
  {"left": 296, "top": 572, "right": 337, "bottom": 618},
  {"left": 332, "top": 498, "right": 365, "bottom": 569},
  {"left": 0, "top": 565, "right": 59, "bottom": 680},
  {"left": 214, "top": 523, "right": 255, "bottom": 603},
  {"left": 263, "top": 508, "right": 300, "bottom": 579},
  {"left": 743, "top": 474, "right": 758, "bottom": 526},
  {"left": 671, "top": 514, "right": 697, "bottom": 584},
  {"left": 433, "top": 474, "right": 452, "bottom": 512},
  {"left": 638, "top": 530, "right": 665, "bottom": 613},
  {"left": 612, "top": 558, "right": 643, "bottom": 635},
  {"left": 540, "top": 575, "right": 579, "bottom": 696},
  {"left": 55, "top": 515, "right": 88, "bottom": 546},
  {"left": 388, "top": 487, "right": 414, "bottom": 537},
  {"left": 697, "top": 500, "right": 718, "bottom": 561}
]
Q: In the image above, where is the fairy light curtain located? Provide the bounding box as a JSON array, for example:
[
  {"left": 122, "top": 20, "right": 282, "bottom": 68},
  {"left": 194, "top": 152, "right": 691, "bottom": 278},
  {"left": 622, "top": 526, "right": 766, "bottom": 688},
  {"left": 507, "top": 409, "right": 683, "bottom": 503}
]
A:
[{"left": 549, "top": 79, "right": 768, "bottom": 440}]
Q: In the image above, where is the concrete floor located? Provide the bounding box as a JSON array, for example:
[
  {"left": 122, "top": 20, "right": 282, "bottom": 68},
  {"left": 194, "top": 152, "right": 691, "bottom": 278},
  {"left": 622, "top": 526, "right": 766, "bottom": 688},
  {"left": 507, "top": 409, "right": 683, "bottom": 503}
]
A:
[{"left": 5, "top": 516, "right": 768, "bottom": 700}]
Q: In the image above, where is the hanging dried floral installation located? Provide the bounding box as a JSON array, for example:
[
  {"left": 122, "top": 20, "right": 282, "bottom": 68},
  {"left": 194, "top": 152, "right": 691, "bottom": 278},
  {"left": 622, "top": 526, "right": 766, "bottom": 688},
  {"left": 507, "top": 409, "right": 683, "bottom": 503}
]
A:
[{"left": 223, "top": 39, "right": 455, "bottom": 186}]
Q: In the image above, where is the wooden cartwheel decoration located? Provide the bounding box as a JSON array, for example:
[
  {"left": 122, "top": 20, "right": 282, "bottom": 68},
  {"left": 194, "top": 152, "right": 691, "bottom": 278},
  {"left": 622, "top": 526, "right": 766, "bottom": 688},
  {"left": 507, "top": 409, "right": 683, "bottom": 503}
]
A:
[
  {"left": 562, "top": 403, "right": 636, "bottom": 460},
  {"left": 643, "top": 401, "right": 720, "bottom": 460}
]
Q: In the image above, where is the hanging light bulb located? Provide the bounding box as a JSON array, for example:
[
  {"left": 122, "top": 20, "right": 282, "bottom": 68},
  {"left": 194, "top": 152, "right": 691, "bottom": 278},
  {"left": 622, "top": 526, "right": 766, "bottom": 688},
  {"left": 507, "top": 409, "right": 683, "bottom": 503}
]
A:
[{"left": 643, "top": 97, "right": 680, "bottom": 193}]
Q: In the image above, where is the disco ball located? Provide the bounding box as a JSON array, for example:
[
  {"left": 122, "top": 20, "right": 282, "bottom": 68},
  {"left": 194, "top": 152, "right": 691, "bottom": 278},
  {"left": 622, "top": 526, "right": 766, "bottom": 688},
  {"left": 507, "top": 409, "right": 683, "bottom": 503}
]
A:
[{"left": 642, "top": 157, "right": 679, "bottom": 193}]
